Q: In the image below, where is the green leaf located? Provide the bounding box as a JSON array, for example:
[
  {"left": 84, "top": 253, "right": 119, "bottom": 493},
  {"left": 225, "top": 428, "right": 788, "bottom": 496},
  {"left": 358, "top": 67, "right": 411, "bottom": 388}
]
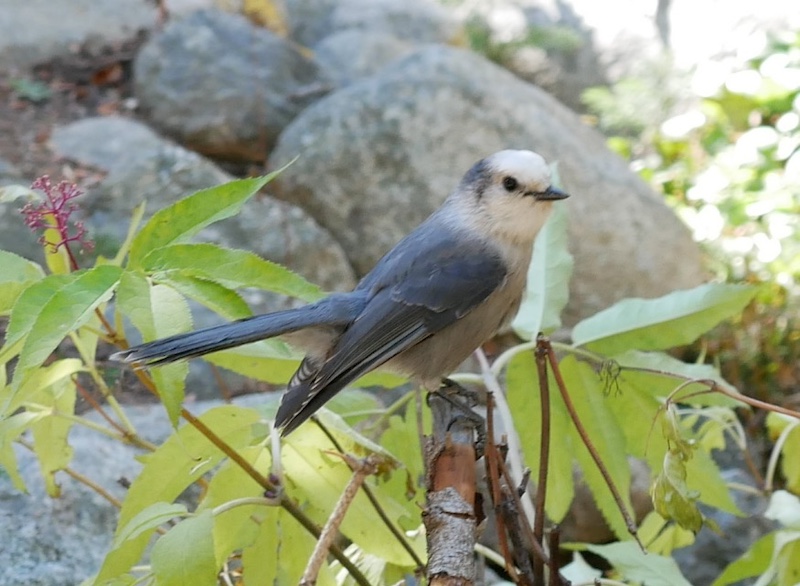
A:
[
  {"left": 282, "top": 422, "right": 424, "bottom": 566},
  {"left": 242, "top": 507, "right": 336, "bottom": 586},
  {"left": 151, "top": 510, "right": 218, "bottom": 586},
  {"left": 95, "top": 405, "right": 260, "bottom": 583},
  {"left": 29, "top": 371, "right": 77, "bottom": 497},
  {"left": 199, "top": 446, "right": 271, "bottom": 565},
  {"left": 712, "top": 532, "right": 775, "bottom": 586},
  {"left": 571, "top": 283, "right": 757, "bottom": 354},
  {"left": 116, "top": 271, "right": 191, "bottom": 425},
  {"left": 203, "top": 342, "right": 300, "bottom": 385},
  {"left": 1, "top": 358, "right": 83, "bottom": 417},
  {"left": 143, "top": 243, "right": 324, "bottom": 302},
  {"left": 586, "top": 541, "right": 693, "bottom": 586},
  {"left": 112, "top": 201, "right": 146, "bottom": 266},
  {"left": 513, "top": 201, "right": 573, "bottom": 339},
  {"left": 128, "top": 175, "right": 278, "bottom": 268},
  {"left": 113, "top": 502, "right": 189, "bottom": 548},
  {"left": 0, "top": 411, "right": 46, "bottom": 491},
  {"left": 685, "top": 448, "right": 740, "bottom": 515},
  {"left": 505, "top": 351, "right": 575, "bottom": 522},
  {"left": 11, "top": 265, "right": 121, "bottom": 387},
  {"left": 154, "top": 273, "right": 252, "bottom": 321},
  {"left": 561, "top": 356, "right": 634, "bottom": 538},
  {"left": 1, "top": 273, "right": 77, "bottom": 365},
  {"left": 0, "top": 250, "right": 44, "bottom": 314}
]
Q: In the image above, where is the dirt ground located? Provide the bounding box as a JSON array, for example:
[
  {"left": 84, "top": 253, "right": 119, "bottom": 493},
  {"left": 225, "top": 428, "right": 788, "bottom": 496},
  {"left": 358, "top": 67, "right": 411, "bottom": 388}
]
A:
[{"left": 0, "top": 35, "right": 146, "bottom": 182}]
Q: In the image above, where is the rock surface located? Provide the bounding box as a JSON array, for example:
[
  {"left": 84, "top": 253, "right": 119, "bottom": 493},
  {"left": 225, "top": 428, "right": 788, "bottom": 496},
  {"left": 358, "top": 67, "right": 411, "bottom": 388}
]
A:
[
  {"left": 0, "top": 0, "right": 153, "bottom": 71},
  {"left": 49, "top": 116, "right": 356, "bottom": 295},
  {"left": 314, "top": 30, "right": 420, "bottom": 87},
  {"left": 269, "top": 46, "right": 707, "bottom": 324},
  {"left": 285, "top": 0, "right": 461, "bottom": 48},
  {"left": 134, "top": 9, "right": 331, "bottom": 162}
]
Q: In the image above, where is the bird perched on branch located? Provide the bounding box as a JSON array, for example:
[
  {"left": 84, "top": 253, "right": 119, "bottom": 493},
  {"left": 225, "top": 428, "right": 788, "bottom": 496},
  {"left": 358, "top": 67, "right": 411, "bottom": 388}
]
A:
[{"left": 114, "top": 150, "right": 569, "bottom": 435}]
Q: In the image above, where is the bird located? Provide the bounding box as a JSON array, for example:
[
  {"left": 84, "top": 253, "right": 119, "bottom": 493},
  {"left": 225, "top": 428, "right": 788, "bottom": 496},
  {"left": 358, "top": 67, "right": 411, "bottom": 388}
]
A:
[{"left": 113, "top": 150, "right": 569, "bottom": 435}]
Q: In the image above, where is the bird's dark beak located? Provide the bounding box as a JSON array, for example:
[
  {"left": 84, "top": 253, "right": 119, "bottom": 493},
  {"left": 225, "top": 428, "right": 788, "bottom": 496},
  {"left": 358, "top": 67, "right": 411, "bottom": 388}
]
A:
[{"left": 534, "top": 186, "right": 570, "bottom": 201}]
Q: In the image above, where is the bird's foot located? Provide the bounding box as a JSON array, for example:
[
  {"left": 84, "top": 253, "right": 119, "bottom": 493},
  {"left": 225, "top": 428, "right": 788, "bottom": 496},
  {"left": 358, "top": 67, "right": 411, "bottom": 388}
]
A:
[{"left": 427, "top": 378, "right": 486, "bottom": 458}]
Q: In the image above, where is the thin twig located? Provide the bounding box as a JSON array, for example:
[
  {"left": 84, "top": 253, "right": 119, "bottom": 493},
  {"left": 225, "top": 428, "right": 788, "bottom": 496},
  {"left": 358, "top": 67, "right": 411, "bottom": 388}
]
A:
[
  {"left": 300, "top": 454, "right": 378, "bottom": 585},
  {"left": 484, "top": 393, "right": 520, "bottom": 583},
  {"left": 18, "top": 438, "right": 123, "bottom": 509},
  {"left": 475, "top": 348, "right": 536, "bottom": 523},
  {"left": 313, "top": 419, "right": 425, "bottom": 569},
  {"left": 533, "top": 336, "right": 552, "bottom": 586},
  {"left": 542, "top": 340, "right": 642, "bottom": 547}
]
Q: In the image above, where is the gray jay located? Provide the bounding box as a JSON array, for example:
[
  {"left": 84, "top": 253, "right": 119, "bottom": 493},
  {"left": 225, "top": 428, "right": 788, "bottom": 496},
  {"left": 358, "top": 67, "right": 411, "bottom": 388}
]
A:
[{"left": 114, "top": 150, "right": 569, "bottom": 435}]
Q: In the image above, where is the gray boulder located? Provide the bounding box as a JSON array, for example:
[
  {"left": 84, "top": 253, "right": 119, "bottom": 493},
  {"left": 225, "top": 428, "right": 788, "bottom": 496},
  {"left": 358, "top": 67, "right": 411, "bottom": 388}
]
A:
[
  {"left": 134, "top": 9, "right": 331, "bottom": 162},
  {"left": 50, "top": 117, "right": 356, "bottom": 295},
  {"left": 0, "top": 0, "right": 153, "bottom": 71},
  {"left": 285, "top": 0, "right": 461, "bottom": 47},
  {"left": 314, "top": 30, "right": 419, "bottom": 87},
  {"left": 268, "top": 46, "right": 707, "bottom": 324},
  {"left": 0, "top": 159, "right": 42, "bottom": 265}
]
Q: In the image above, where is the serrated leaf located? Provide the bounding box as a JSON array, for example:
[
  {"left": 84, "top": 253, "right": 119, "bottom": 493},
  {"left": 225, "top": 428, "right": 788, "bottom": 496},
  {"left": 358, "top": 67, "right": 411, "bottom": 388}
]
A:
[
  {"left": 0, "top": 250, "right": 45, "bottom": 314},
  {"left": 128, "top": 175, "right": 278, "bottom": 268},
  {"left": 513, "top": 201, "right": 573, "bottom": 339},
  {"left": 113, "top": 502, "right": 189, "bottom": 548},
  {"left": 242, "top": 506, "right": 336, "bottom": 586},
  {"left": 1, "top": 273, "right": 77, "bottom": 365},
  {"left": 561, "top": 356, "right": 634, "bottom": 538},
  {"left": 144, "top": 243, "right": 323, "bottom": 302},
  {"left": 151, "top": 510, "right": 218, "bottom": 586},
  {"left": 95, "top": 405, "right": 260, "bottom": 583},
  {"left": 572, "top": 283, "right": 757, "bottom": 354},
  {"left": 1, "top": 358, "right": 83, "bottom": 416},
  {"left": 29, "top": 372, "right": 77, "bottom": 496},
  {"left": 282, "top": 422, "right": 424, "bottom": 566},
  {"left": 0, "top": 411, "right": 46, "bottom": 491},
  {"left": 586, "top": 541, "right": 693, "bottom": 586},
  {"left": 505, "top": 351, "right": 575, "bottom": 522},
  {"left": 712, "top": 532, "right": 774, "bottom": 586},
  {"left": 199, "top": 446, "right": 271, "bottom": 565},
  {"left": 685, "top": 445, "right": 740, "bottom": 515},
  {"left": 612, "top": 349, "right": 743, "bottom": 407},
  {"left": 117, "top": 272, "right": 191, "bottom": 425},
  {"left": 155, "top": 273, "right": 252, "bottom": 321},
  {"left": 11, "top": 265, "right": 121, "bottom": 387}
]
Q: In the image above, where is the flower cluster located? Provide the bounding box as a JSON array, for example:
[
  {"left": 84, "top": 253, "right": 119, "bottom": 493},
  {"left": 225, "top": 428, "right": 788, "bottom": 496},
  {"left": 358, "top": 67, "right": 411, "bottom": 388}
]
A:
[{"left": 20, "top": 176, "right": 94, "bottom": 255}]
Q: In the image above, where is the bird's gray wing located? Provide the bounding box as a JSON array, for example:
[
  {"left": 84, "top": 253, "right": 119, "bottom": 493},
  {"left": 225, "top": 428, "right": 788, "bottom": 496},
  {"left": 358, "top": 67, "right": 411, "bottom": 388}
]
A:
[{"left": 276, "top": 234, "right": 507, "bottom": 434}]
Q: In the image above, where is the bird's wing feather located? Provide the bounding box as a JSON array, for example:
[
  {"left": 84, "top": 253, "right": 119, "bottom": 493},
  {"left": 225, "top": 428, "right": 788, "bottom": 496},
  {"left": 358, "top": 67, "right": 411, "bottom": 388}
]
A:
[{"left": 276, "top": 234, "right": 506, "bottom": 434}]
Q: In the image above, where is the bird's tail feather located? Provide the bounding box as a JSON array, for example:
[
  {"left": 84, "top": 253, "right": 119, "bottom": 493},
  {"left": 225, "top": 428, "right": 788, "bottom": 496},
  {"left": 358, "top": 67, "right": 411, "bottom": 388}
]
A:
[{"left": 112, "top": 294, "right": 366, "bottom": 366}]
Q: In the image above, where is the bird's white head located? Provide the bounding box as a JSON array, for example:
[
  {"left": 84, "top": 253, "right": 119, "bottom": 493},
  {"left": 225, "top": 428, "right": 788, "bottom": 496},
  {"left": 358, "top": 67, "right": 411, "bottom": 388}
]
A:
[{"left": 449, "top": 149, "right": 569, "bottom": 244}]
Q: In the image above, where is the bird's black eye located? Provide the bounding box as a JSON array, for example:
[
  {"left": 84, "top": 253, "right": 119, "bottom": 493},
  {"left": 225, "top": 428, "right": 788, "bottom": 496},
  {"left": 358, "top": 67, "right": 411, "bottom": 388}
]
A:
[{"left": 502, "top": 176, "right": 518, "bottom": 192}]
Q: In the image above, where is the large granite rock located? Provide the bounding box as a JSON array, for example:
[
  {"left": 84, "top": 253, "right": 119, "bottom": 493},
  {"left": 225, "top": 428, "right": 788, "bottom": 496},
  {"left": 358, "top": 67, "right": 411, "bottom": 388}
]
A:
[
  {"left": 134, "top": 9, "right": 331, "bottom": 162},
  {"left": 268, "top": 46, "right": 707, "bottom": 324}
]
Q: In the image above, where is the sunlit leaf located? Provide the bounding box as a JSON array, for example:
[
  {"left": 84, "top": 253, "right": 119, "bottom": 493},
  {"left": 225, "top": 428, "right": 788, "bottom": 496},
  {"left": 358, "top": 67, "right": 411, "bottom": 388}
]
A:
[
  {"left": 128, "top": 174, "right": 280, "bottom": 268},
  {"left": 586, "top": 541, "right": 693, "bottom": 586},
  {"left": 143, "top": 243, "right": 323, "bottom": 302},
  {"left": 151, "top": 510, "right": 218, "bottom": 586},
  {"left": 572, "top": 283, "right": 757, "bottom": 354},
  {"left": 0, "top": 250, "right": 44, "bottom": 314},
  {"left": 11, "top": 265, "right": 121, "bottom": 387},
  {"left": 505, "top": 350, "right": 574, "bottom": 522},
  {"left": 512, "top": 201, "right": 573, "bottom": 339}
]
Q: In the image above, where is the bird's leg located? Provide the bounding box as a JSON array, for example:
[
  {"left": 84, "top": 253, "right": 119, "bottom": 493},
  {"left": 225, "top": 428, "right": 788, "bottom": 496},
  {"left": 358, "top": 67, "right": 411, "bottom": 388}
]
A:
[{"left": 427, "top": 378, "right": 487, "bottom": 457}]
